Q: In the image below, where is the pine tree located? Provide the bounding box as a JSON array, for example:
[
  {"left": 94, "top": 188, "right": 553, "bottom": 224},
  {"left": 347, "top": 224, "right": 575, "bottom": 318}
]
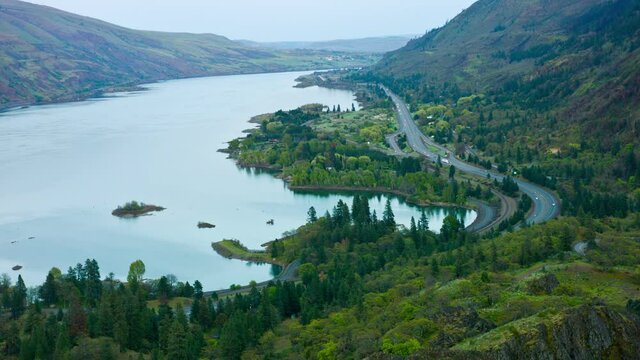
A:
[
  {"left": 410, "top": 217, "right": 418, "bottom": 241},
  {"left": 220, "top": 312, "right": 248, "bottom": 358},
  {"left": 382, "top": 199, "right": 395, "bottom": 228},
  {"left": 40, "top": 270, "right": 58, "bottom": 306},
  {"left": 11, "top": 275, "right": 27, "bottom": 318},
  {"left": 307, "top": 206, "right": 318, "bottom": 223},
  {"left": 84, "top": 259, "right": 102, "bottom": 306},
  {"left": 418, "top": 210, "right": 429, "bottom": 231},
  {"left": 193, "top": 280, "right": 203, "bottom": 300},
  {"left": 167, "top": 318, "right": 189, "bottom": 360}
]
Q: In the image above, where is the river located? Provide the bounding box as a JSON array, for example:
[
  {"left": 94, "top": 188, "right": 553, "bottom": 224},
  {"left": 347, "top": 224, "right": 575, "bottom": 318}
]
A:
[{"left": 0, "top": 71, "right": 475, "bottom": 290}]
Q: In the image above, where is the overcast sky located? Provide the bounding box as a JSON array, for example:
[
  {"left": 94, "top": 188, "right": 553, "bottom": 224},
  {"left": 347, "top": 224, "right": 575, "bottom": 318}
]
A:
[{"left": 28, "top": 0, "right": 476, "bottom": 42}]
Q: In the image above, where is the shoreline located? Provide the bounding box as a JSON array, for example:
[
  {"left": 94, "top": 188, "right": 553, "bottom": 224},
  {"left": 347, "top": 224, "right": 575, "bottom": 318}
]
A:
[
  {"left": 0, "top": 67, "right": 348, "bottom": 114},
  {"left": 211, "top": 239, "right": 285, "bottom": 266},
  {"left": 290, "top": 184, "right": 488, "bottom": 231}
]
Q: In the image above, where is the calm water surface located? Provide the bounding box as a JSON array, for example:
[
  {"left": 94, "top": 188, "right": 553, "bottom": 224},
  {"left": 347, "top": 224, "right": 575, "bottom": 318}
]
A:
[{"left": 0, "top": 71, "right": 475, "bottom": 289}]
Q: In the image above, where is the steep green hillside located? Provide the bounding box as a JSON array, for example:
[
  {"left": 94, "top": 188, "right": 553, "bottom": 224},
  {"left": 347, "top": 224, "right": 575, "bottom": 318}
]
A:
[
  {"left": 361, "top": 0, "right": 640, "bottom": 219},
  {"left": 0, "top": 0, "right": 376, "bottom": 110}
]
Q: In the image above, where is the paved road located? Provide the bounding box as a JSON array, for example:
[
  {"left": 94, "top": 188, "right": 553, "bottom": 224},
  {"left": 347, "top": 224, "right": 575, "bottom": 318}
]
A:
[
  {"left": 385, "top": 132, "right": 407, "bottom": 157},
  {"left": 466, "top": 190, "right": 517, "bottom": 233},
  {"left": 204, "top": 259, "right": 301, "bottom": 298},
  {"left": 383, "top": 87, "right": 560, "bottom": 226}
]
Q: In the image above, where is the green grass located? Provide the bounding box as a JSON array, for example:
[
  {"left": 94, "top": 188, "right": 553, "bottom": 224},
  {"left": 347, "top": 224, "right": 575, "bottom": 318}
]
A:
[{"left": 211, "top": 239, "right": 278, "bottom": 264}]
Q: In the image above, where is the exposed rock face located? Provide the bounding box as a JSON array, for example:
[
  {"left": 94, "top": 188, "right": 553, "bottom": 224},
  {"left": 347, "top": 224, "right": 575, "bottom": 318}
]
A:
[
  {"left": 485, "top": 305, "right": 640, "bottom": 360},
  {"left": 527, "top": 273, "right": 560, "bottom": 295},
  {"left": 430, "top": 306, "right": 496, "bottom": 348}
]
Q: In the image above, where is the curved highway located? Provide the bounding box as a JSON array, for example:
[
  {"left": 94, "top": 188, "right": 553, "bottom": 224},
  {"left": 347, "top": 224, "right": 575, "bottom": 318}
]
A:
[
  {"left": 383, "top": 87, "right": 560, "bottom": 225},
  {"left": 204, "top": 259, "right": 301, "bottom": 298}
]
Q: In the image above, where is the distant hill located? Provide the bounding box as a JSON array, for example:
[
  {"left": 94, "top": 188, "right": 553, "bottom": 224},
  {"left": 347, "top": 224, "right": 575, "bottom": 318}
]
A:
[
  {"left": 239, "top": 36, "right": 413, "bottom": 54},
  {"left": 0, "top": 0, "right": 377, "bottom": 110}
]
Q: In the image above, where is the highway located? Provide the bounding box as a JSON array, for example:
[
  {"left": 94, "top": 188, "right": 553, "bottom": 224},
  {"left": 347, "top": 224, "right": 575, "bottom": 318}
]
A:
[
  {"left": 385, "top": 131, "right": 407, "bottom": 157},
  {"left": 383, "top": 87, "right": 560, "bottom": 225},
  {"left": 204, "top": 259, "right": 301, "bottom": 298}
]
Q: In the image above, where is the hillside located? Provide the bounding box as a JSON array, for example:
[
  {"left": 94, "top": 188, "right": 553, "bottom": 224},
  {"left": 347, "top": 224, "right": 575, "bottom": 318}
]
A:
[
  {"left": 360, "top": 0, "right": 640, "bottom": 220},
  {"left": 238, "top": 35, "right": 413, "bottom": 54},
  {"left": 0, "top": 0, "right": 377, "bottom": 110},
  {"left": 371, "top": 0, "right": 640, "bottom": 142}
]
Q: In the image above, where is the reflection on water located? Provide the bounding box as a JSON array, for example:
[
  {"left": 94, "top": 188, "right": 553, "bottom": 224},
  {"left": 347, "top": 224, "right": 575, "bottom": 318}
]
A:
[{"left": 0, "top": 71, "right": 475, "bottom": 290}]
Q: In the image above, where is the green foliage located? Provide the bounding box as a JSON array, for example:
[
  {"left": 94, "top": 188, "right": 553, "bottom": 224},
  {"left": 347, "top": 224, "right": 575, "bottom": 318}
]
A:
[
  {"left": 229, "top": 106, "right": 478, "bottom": 206},
  {"left": 350, "top": 0, "right": 640, "bottom": 220},
  {"left": 117, "top": 201, "right": 146, "bottom": 212}
]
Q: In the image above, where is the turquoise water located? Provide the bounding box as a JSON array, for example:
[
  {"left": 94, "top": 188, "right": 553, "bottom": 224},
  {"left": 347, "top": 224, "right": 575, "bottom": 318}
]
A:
[{"left": 0, "top": 71, "right": 475, "bottom": 290}]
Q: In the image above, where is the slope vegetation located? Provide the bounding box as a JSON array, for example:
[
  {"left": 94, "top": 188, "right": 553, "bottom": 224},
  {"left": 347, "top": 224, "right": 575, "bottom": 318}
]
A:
[{"left": 362, "top": 0, "right": 640, "bottom": 220}]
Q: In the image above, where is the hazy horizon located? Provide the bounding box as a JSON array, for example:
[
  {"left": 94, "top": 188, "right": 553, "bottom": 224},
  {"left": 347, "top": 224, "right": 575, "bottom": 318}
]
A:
[{"left": 26, "top": 0, "right": 476, "bottom": 42}]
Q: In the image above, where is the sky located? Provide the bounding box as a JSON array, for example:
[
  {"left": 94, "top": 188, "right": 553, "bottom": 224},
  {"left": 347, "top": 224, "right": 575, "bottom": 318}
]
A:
[{"left": 28, "top": 0, "right": 477, "bottom": 42}]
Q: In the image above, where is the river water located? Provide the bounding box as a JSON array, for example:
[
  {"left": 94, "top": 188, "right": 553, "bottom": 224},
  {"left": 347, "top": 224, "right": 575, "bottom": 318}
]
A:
[{"left": 0, "top": 71, "right": 475, "bottom": 289}]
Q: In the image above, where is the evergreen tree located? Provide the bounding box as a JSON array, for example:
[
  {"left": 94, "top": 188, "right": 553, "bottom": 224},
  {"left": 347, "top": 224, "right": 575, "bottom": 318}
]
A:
[
  {"left": 382, "top": 199, "right": 395, "bottom": 228},
  {"left": 193, "top": 280, "right": 203, "bottom": 300},
  {"left": 440, "top": 214, "right": 462, "bottom": 243},
  {"left": 85, "top": 258, "right": 102, "bottom": 306},
  {"left": 40, "top": 270, "right": 58, "bottom": 306},
  {"left": 167, "top": 318, "right": 189, "bottom": 360},
  {"left": 410, "top": 217, "right": 418, "bottom": 241},
  {"left": 307, "top": 206, "right": 318, "bottom": 223},
  {"left": 220, "top": 312, "right": 248, "bottom": 359},
  {"left": 419, "top": 210, "right": 429, "bottom": 231},
  {"left": 182, "top": 281, "right": 194, "bottom": 298},
  {"left": 11, "top": 274, "right": 27, "bottom": 318},
  {"left": 157, "top": 276, "right": 172, "bottom": 303}
]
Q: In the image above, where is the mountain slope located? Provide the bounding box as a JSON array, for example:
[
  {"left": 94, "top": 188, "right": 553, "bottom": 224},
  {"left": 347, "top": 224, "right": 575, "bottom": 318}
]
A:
[
  {"left": 0, "top": 0, "right": 375, "bottom": 110},
  {"left": 371, "top": 0, "right": 640, "bottom": 144},
  {"left": 362, "top": 0, "right": 640, "bottom": 220}
]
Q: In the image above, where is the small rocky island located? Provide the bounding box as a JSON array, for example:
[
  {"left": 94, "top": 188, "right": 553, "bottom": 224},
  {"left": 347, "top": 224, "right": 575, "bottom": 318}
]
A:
[
  {"left": 197, "top": 221, "right": 216, "bottom": 229},
  {"left": 112, "top": 201, "right": 165, "bottom": 218}
]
